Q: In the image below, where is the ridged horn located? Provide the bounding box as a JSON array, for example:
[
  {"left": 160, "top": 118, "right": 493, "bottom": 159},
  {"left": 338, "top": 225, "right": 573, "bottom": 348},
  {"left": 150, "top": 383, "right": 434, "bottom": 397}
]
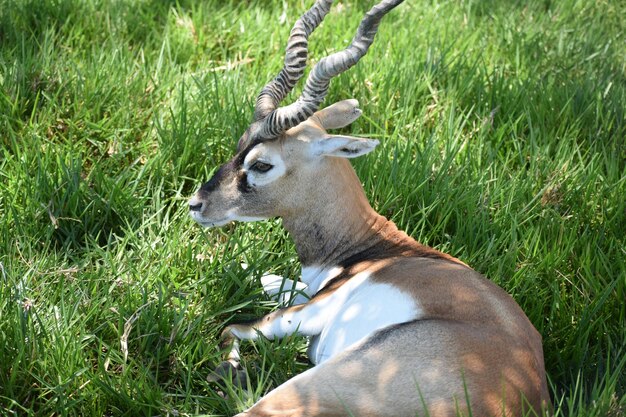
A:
[
  {"left": 254, "top": 0, "right": 334, "bottom": 122},
  {"left": 258, "top": 0, "right": 404, "bottom": 139}
]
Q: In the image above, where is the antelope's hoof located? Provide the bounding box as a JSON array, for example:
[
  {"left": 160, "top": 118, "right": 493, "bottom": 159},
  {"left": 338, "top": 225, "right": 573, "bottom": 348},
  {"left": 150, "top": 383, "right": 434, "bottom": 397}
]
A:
[{"left": 207, "top": 361, "right": 248, "bottom": 388}]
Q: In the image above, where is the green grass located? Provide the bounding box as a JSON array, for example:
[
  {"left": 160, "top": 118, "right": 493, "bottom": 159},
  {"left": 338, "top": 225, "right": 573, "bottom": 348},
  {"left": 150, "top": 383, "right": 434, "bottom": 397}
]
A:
[{"left": 0, "top": 0, "right": 624, "bottom": 415}]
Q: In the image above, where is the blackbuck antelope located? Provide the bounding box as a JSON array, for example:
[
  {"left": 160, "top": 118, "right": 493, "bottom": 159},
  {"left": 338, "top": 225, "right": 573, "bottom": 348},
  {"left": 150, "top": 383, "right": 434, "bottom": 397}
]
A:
[{"left": 188, "top": 0, "right": 551, "bottom": 415}]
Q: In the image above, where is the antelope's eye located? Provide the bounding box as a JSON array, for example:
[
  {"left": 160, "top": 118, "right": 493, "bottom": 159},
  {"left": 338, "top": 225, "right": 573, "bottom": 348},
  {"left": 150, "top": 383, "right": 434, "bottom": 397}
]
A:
[{"left": 250, "top": 161, "right": 273, "bottom": 173}]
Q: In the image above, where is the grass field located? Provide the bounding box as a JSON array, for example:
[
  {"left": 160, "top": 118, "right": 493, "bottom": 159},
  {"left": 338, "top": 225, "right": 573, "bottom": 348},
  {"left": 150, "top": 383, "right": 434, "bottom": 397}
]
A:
[{"left": 1, "top": 0, "right": 625, "bottom": 415}]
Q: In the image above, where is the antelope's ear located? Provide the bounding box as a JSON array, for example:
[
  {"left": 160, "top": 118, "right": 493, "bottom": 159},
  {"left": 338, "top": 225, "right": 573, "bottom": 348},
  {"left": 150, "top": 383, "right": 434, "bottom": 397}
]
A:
[
  {"left": 313, "top": 99, "right": 362, "bottom": 130},
  {"left": 312, "top": 135, "right": 379, "bottom": 159}
]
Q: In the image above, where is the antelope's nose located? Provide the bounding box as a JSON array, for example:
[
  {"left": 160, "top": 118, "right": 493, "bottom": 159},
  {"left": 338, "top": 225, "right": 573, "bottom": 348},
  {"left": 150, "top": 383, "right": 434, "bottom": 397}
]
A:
[{"left": 188, "top": 196, "right": 204, "bottom": 212}]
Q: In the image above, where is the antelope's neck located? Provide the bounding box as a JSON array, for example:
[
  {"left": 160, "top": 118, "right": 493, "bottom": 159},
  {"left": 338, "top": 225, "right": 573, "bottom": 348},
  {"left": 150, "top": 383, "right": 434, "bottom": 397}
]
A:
[{"left": 281, "top": 160, "right": 457, "bottom": 270}]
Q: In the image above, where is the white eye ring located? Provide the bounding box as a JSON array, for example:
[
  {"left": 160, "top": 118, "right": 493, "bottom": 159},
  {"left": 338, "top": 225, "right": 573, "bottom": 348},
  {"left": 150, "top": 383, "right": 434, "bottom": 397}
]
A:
[{"left": 250, "top": 161, "right": 273, "bottom": 173}]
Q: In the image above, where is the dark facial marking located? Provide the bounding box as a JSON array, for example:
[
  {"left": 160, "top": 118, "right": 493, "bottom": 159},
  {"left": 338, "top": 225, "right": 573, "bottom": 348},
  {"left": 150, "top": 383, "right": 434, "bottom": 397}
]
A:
[
  {"left": 200, "top": 140, "right": 262, "bottom": 194},
  {"left": 237, "top": 171, "right": 253, "bottom": 193},
  {"left": 199, "top": 162, "right": 233, "bottom": 193},
  {"left": 237, "top": 128, "right": 252, "bottom": 152},
  {"left": 238, "top": 120, "right": 275, "bottom": 152}
]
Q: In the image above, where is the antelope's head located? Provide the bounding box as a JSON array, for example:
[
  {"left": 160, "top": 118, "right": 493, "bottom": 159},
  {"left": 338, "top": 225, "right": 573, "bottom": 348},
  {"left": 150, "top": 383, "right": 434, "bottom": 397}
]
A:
[{"left": 189, "top": 0, "right": 402, "bottom": 228}]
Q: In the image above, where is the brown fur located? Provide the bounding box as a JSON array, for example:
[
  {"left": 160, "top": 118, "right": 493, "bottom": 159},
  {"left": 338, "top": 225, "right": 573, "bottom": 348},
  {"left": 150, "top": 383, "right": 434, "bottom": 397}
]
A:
[
  {"left": 190, "top": 102, "right": 551, "bottom": 416},
  {"left": 233, "top": 245, "right": 550, "bottom": 417},
  {"left": 237, "top": 318, "right": 548, "bottom": 417}
]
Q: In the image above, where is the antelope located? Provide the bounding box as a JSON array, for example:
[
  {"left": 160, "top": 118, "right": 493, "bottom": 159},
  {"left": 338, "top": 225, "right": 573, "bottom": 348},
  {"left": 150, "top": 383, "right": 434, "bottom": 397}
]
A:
[{"left": 188, "top": 0, "right": 551, "bottom": 415}]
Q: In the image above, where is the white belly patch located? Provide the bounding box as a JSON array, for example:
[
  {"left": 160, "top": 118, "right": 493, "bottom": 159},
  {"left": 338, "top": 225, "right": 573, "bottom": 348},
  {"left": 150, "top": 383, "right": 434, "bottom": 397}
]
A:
[{"left": 306, "top": 271, "right": 420, "bottom": 364}]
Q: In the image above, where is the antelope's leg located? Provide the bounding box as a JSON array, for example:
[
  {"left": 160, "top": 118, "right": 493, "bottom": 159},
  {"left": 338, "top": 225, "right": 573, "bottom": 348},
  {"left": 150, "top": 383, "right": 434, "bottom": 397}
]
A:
[
  {"left": 260, "top": 273, "right": 309, "bottom": 306},
  {"left": 216, "top": 301, "right": 326, "bottom": 375}
]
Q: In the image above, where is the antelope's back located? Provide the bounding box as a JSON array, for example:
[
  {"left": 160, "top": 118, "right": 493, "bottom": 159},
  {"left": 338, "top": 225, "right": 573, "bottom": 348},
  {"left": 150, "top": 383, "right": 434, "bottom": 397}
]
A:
[{"left": 364, "top": 256, "right": 550, "bottom": 415}]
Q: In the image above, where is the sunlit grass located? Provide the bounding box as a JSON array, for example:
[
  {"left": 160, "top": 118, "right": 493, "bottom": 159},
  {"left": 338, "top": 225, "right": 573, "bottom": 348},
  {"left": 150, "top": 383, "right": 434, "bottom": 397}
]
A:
[{"left": 0, "top": 0, "right": 624, "bottom": 415}]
